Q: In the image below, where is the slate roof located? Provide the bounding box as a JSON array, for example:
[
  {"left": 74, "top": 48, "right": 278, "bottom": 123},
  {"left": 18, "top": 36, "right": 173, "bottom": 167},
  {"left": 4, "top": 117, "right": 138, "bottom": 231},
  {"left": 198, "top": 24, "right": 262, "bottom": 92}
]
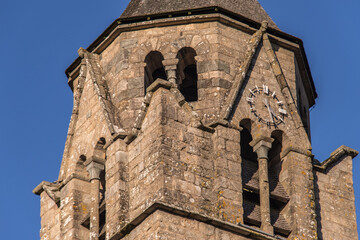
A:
[{"left": 120, "top": 0, "right": 277, "bottom": 28}]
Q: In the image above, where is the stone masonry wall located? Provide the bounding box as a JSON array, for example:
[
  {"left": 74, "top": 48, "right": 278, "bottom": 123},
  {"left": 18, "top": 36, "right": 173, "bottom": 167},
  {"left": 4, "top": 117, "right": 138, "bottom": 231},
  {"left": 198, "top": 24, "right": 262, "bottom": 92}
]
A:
[
  {"left": 99, "top": 21, "right": 253, "bottom": 129},
  {"left": 35, "top": 14, "right": 357, "bottom": 240},
  {"left": 102, "top": 85, "right": 246, "bottom": 239},
  {"left": 59, "top": 179, "right": 92, "bottom": 240},
  {"left": 39, "top": 192, "right": 61, "bottom": 240},
  {"left": 281, "top": 151, "right": 317, "bottom": 239},
  {"left": 122, "top": 210, "right": 253, "bottom": 240},
  {"left": 315, "top": 156, "right": 358, "bottom": 240}
]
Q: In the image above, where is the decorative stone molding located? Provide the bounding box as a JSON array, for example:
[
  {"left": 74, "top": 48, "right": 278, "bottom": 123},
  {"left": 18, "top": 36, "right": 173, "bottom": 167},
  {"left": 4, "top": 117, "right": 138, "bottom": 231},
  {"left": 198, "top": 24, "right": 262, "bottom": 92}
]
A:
[
  {"left": 218, "top": 21, "right": 268, "bottom": 123},
  {"left": 262, "top": 33, "right": 311, "bottom": 150},
  {"left": 146, "top": 78, "right": 173, "bottom": 93},
  {"left": 162, "top": 58, "right": 179, "bottom": 84},
  {"left": 84, "top": 156, "right": 105, "bottom": 180},
  {"left": 314, "top": 145, "right": 358, "bottom": 173},
  {"left": 250, "top": 136, "right": 274, "bottom": 159},
  {"left": 79, "top": 47, "right": 125, "bottom": 136},
  {"left": 33, "top": 181, "right": 61, "bottom": 206}
]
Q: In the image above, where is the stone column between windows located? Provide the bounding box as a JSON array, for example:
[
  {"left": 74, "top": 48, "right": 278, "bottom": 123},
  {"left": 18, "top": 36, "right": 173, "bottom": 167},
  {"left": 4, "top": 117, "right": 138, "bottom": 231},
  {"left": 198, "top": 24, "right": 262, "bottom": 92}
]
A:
[
  {"left": 163, "top": 58, "right": 179, "bottom": 85},
  {"left": 85, "top": 156, "right": 105, "bottom": 240},
  {"left": 250, "top": 137, "right": 274, "bottom": 235}
]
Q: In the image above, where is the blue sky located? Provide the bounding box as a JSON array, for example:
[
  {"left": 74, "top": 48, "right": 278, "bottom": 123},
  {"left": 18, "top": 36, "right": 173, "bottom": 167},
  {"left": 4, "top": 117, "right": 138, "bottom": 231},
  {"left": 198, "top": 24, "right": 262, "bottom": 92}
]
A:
[{"left": 0, "top": 0, "right": 359, "bottom": 238}]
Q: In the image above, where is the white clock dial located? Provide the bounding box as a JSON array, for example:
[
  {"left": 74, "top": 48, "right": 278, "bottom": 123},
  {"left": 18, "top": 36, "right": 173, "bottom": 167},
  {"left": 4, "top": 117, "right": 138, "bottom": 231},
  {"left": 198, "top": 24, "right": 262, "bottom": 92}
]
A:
[{"left": 247, "top": 85, "right": 287, "bottom": 127}]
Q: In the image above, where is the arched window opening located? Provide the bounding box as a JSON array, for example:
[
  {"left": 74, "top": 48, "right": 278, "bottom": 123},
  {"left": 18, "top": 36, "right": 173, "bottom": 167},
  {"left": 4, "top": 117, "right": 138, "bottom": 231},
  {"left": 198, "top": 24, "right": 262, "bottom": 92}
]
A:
[
  {"left": 75, "top": 154, "right": 88, "bottom": 177},
  {"left": 144, "top": 51, "right": 167, "bottom": 93},
  {"left": 240, "top": 123, "right": 291, "bottom": 236},
  {"left": 96, "top": 138, "right": 107, "bottom": 239},
  {"left": 177, "top": 47, "right": 198, "bottom": 102},
  {"left": 269, "top": 130, "right": 291, "bottom": 237},
  {"left": 240, "top": 127, "right": 257, "bottom": 162},
  {"left": 268, "top": 131, "right": 283, "bottom": 167},
  {"left": 240, "top": 119, "right": 257, "bottom": 163},
  {"left": 240, "top": 119, "right": 260, "bottom": 228},
  {"left": 79, "top": 155, "right": 87, "bottom": 162}
]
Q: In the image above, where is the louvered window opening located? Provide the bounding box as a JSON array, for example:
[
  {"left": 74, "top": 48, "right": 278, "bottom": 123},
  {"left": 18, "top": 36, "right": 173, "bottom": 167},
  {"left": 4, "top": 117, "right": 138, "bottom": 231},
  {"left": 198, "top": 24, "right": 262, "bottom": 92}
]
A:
[{"left": 241, "top": 127, "right": 291, "bottom": 237}]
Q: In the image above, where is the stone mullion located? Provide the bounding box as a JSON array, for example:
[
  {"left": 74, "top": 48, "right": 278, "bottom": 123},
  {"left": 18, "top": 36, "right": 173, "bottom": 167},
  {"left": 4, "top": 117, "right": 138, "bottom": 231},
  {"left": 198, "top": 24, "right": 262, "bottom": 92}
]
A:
[
  {"left": 89, "top": 178, "right": 101, "bottom": 240},
  {"left": 162, "top": 58, "right": 179, "bottom": 85},
  {"left": 85, "top": 157, "right": 105, "bottom": 240},
  {"left": 250, "top": 137, "right": 274, "bottom": 235},
  {"left": 258, "top": 157, "right": 272, "bottom": 233}
]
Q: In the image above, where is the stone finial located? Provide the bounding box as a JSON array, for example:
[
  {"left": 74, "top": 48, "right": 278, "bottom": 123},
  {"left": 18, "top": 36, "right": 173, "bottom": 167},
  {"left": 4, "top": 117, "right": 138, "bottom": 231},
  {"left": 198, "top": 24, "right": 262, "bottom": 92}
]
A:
[{"left": 84, "top": 156, "right": 105, "bottom": 180}]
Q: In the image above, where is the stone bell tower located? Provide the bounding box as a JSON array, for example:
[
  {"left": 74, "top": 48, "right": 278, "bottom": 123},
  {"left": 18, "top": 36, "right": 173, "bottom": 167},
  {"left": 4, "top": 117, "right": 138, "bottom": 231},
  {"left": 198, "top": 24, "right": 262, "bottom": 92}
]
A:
[{"left": 33, "top": 0, "right": 358, "bottom": 239}]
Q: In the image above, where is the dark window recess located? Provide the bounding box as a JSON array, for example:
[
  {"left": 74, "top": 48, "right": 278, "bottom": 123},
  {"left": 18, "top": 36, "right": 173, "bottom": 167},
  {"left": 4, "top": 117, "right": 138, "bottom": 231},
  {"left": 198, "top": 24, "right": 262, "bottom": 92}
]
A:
[
  {"left": 240, "top": 122, "right": 261, "bottom": 227},
  {"left": 144, "top": 51, "right": 167, "bottom": 93},
  {"left": 269, "top": 131, "right": 291, "bottom": 237},
  {"left": 177, "top": 47, "right": 198, "bottom": 102},
  {"left": 99, "top": 205, "right": 106, "bottom": 240},
  {"left": 240, "top": 124, "right": 291, "bottom": 237},
  {"left": 81, "top": 202, "right": 106, "bottom": 239},
  {"left": 240, "top": 126, "right": 257, "bottom": 162},
  {"left": 243, "top": 189, "right": 261, "bottom": 227}
]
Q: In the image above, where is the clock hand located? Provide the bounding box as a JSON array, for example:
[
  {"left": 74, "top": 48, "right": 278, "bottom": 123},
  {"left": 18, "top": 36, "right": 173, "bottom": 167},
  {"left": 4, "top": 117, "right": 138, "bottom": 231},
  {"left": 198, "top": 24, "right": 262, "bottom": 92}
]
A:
[
  {"left": 263, "top": 99, "right": 274, "bottom": 124},
  {"left": 263, "top": 99, "right": 277, "bottom": 125},
  {"left": 269, "top": 105, "right": 278, "bottom": 120}
]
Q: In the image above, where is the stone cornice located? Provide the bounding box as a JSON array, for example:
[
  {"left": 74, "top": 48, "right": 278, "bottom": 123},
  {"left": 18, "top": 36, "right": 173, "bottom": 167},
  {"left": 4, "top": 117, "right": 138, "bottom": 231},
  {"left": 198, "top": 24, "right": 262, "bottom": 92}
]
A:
[
  {"left": 314, "top": 145, "right": 358, "bottom": 173},
  {"left": 33, "top": 181, "right": 60, "bottom": 196},
  {"left": 33, "top": 173, "right": 89, "bottom": 196}
]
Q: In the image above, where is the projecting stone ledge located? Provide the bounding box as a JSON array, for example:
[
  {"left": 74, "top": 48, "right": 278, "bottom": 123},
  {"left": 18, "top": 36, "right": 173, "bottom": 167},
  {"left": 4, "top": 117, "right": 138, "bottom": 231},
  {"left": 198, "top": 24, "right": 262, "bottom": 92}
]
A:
[
  {"left": 109, "top": 201, "right": 283, "bottom": 240},
  {"left": 146, "top": 78, "right": 173, "bottom": 93},
  {"left": 33, "top": 181, "right": 61, "bottom": 206},
  {"left": 313, "top": 145, "right": 358, "bottom": 173}
]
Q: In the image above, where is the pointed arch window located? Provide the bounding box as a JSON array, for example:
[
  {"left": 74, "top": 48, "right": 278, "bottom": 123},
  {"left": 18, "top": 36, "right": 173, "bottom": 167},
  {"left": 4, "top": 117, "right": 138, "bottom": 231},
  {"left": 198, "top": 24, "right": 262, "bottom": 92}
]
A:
[
  {"left": 144, "top": 51, "right": 167, "bottom": 93},
  {"left": 176, "top": 47, "right": 198, "bottom": 102}
]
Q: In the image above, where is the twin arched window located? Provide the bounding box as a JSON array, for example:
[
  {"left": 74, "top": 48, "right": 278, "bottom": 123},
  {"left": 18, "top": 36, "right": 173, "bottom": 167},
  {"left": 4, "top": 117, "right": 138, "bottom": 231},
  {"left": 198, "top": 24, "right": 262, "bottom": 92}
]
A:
[
  {"left": 144, "top": 48, "right": 198, "bottom": 102},
  {"left": 240, "top": 120, "right": 290, "bottom": 237}
]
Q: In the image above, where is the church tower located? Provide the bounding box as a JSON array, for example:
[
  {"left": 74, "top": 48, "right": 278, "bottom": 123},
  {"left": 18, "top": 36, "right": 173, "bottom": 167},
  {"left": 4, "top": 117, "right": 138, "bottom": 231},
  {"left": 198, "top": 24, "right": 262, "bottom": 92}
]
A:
[{"left": 34, "top": 1, "right": 358, "bottom": 239}]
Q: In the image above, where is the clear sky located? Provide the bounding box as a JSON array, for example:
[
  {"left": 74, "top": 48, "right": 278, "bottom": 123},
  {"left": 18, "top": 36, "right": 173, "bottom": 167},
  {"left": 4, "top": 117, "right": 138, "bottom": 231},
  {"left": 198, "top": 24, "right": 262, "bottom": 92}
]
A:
[{"left": 0, "top": 0, "right": 359, "bottom": 239}]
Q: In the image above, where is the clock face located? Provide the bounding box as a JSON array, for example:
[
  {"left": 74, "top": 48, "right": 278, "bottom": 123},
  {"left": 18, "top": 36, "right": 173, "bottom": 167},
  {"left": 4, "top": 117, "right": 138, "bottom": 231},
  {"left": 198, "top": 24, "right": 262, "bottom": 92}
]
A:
[{"left": 246, "top": 85, "right": 287, "bottom": 127}]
